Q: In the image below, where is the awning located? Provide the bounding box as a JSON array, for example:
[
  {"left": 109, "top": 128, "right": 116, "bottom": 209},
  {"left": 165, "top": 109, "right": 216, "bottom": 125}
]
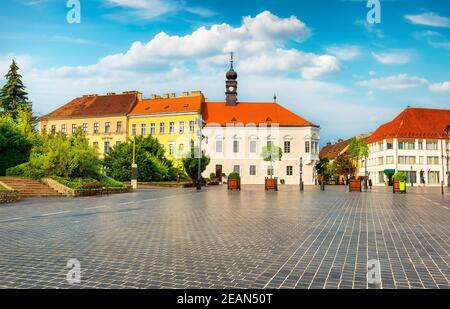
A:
[{"left": 384, "top": 169, "right": 395, "bottom": 175}]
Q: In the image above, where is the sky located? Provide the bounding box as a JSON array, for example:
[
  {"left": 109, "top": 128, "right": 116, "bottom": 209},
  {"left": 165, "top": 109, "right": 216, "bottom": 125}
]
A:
[{"left": 0, "top": 0, "right": 449, "bottom": 145}]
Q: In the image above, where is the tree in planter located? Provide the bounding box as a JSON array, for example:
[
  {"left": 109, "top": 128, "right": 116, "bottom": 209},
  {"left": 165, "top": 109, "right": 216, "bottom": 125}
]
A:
[
  {"left": 348, "top": 137, "right": 369, "bottom": 183},
  {"left": 103, "top": 135, "right": 177, "bottom": 182},
  {"left": 181, "top": 145, "right": 210, "bottom": 186},
  {"left": 334, "top": 154, "right": 354, "bottom": 180},
  {"left": 315, "top": 157, "right": 330, "bottom": 183},
  {"left": 0, "top": 60, "right": 32, "bottom": 120},
  {"left": 393, "top": 172, "right": 407, "bottom": 182},
  {"left": 261, "top": 144, "right": 283, "bottom": 179}
]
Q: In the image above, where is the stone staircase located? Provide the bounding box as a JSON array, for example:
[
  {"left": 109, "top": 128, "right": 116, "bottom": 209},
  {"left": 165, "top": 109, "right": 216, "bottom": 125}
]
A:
[{"left": 0, "top": 177, "right": 63, "bottom": 198}]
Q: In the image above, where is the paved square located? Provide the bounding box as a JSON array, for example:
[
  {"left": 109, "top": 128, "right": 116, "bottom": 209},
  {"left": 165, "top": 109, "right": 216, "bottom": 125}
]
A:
[{"left": 0, "top": 185, "right": 449, "bottom": 289}]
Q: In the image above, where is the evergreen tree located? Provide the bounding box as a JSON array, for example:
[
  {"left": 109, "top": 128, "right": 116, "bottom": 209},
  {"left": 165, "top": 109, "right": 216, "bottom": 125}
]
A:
[{"left": 0, "top": 60, "right": 31, "bottom": 119}]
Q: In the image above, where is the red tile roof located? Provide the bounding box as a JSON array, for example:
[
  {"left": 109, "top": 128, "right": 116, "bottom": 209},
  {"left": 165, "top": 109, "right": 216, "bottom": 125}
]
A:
[
  {"left": 42, "top": 93, "right": 138, "bottom": 119},
  {"left": 367, "top": 107, "right": 450, "bottom": 143},
  {"left": 202, "top": 102, "right": 318, "bottom": 127},
  {"left": 320, "top": 139, "right": 350, "bottom": 159},
  {"left": 129, "top": 95, "right": 203, "bottom": 115}
]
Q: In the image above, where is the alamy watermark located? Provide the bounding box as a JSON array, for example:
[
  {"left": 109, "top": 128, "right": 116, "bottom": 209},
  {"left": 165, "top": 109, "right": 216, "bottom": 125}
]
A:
[
  {"left": 66, "top": 0, "right": 81, "bottom": 24},
  {"left": 367, "top": 259, "right": 382, "bottom": 286},
  {"left": 367, "top": 0, "right": 381, "bottom": 24},
  {"left": 66, "top": 258, "right": 81, "bottom": 284}
]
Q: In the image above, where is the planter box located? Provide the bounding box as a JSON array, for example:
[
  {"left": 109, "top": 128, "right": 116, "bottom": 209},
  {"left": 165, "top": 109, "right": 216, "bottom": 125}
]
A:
[
  {"left": 227, "top": 177, "right": 241, "bottom": 191},
  {"left": 0, "top": 190, "right": 20, "bottom": 204},
  {"left": 349, "top": 179, "right": 362, "bottom": 192},
  {"left": 393, "top": 181, "right": 406, "bottom": 193},
  {"left": 265, "top": 177, "right": 278, "bottom": 191}
]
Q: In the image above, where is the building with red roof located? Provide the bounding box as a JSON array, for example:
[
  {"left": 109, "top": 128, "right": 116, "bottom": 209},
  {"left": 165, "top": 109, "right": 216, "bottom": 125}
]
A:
[
  {"left": 202, "top": 55, "right": 320, "bottom": 185},
  {"left": 359, "top": 107, "right": 450, "bottom": 187}
]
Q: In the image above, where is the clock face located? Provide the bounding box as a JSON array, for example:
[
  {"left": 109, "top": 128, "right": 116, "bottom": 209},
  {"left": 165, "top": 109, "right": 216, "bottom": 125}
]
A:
[{"left": 228, "top": 86, "right": 235, "bottom": 92}]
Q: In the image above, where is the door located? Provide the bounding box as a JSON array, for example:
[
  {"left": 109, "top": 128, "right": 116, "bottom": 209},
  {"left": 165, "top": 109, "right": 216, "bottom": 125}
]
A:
[{"left": 216, "top": 165, "right": 222, "bottom": 183}]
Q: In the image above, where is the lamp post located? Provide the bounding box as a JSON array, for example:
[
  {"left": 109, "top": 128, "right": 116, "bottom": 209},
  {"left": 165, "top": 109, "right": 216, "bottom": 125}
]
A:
[
  {"left": 196, "top": 116, "right": 203, "bottom": 191},
  {"left": 299, "top": 157, "right": 304, "bottom": 192},
  {"left": 410, "top": 165, "right": 414, "bottom": 187},
  {"left": 131, "top": 138, "right": 137, "bottom": 189},
  {"left": 363, "top": 156, "right": 368, "bottom": 190}
]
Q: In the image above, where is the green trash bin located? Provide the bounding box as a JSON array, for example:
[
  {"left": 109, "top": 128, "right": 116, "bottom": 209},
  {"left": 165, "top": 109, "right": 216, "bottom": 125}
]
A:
[{"left": 399, "top": 181, "right": 406, "bottom": 193}]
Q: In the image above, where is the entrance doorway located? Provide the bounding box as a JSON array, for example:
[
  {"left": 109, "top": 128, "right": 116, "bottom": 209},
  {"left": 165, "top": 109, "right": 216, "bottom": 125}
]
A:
[{"left": 216, "top": 165, "right": 223, "bottom": 183}]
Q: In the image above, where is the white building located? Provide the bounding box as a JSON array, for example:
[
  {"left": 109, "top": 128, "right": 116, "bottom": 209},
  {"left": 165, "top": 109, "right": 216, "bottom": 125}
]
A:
[
  {"left": 201, "top": 55, "right": 320, "bottom": 185},
  {"left": 359, "top": 107, "right": 450, "bottom": 187}
]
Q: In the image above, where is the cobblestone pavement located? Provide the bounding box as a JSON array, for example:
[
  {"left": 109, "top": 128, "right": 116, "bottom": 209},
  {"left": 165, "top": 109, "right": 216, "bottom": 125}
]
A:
[{"left": 0, "top": 185, "right": 449, "bottom": 289}]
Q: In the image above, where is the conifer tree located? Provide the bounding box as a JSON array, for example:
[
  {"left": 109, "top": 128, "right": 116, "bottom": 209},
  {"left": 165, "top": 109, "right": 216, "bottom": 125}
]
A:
[{"left": 0, "top": 60, "right": 31, "bottom": 119}]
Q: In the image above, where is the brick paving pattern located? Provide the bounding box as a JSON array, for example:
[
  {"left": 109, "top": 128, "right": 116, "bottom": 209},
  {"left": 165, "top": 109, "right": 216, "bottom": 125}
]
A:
[{"left": 0, "top": 185, "right": 448, "bottom": 289}]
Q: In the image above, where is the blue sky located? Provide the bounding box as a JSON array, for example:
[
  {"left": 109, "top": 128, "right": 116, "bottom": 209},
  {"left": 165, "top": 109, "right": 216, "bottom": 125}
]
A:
[{"left": 0, "top": 0, "right": 449, "bottom": 144}]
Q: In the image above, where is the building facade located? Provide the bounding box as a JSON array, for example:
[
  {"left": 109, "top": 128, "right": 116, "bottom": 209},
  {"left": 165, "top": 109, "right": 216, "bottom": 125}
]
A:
[
  {"left": 358, "top": 107, "right": 450, "bottom": 186},
  {"left": 202, "top": 56, "right": 320, "bottom": 185},
  {"left": 39, "top": 92, "right": 141, "bottom": 157},
  {"left": 127, "top": 92, "right": 203, "bottom": 164}
]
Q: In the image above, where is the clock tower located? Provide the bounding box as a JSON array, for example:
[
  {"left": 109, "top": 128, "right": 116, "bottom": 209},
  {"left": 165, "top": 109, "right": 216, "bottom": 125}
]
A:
[{"left": 225, "top": 52, "right": 238, "bottom": 106}]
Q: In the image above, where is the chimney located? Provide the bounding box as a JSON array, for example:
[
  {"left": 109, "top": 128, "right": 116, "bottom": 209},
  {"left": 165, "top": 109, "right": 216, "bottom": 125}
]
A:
[
  {"left": 182, "top": 91, "right": 189, "bottom": 97},
  {"left": 163, "top": 93, "right": 170, "bottom": 99},
  {"left": 107, "top": 92, "right": 116, "bottom": 95},
  {"left": 170, "top": 93, "right": 176, "bottom": 98},
  {"left": 151, "top": 94, "right": 157, "bottom": 99},
  {"left": 326, "top": 142, "right": 332, "bottom": 146},
  {"left": 191, "top": 90, "right": 202, "bottom": 96}
]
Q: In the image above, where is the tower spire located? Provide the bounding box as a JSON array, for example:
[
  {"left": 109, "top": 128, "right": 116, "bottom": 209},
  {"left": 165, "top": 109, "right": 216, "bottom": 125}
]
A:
[
  {"left": 230, "top": 52, "right": 234, "bottom": 69},
  {"left": 273, "top": 92, "right": 277, "bottom": 103}
]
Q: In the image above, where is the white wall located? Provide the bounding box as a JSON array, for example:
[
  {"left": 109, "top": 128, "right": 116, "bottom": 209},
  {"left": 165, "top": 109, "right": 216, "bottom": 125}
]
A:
[
  {"left": 359, "top": 138, "right": 449, "bottom": 187},
  {"left": 202, "top": 124, "right": 320, "bottom": 185}
]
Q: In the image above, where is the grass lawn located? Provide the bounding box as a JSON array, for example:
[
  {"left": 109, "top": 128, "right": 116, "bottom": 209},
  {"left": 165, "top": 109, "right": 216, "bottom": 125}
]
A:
[{"left": 50, "top": 176, "right": 123, "bottom": 189}]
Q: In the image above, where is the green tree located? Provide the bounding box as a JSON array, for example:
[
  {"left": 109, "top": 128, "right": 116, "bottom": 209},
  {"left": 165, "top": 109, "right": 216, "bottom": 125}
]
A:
[
  {"left": 348, "top": 137, "right": 369, "bottom": 162},
  {"left": 334, "top": 154, "right": 354, "bottom": 178},
  {"left": 0, "top": 114, "right": 32, "bottom": 175},
  {"left": 182, "top": 145, "right": 210, "bottom": 185},
  {"left": 103, "top": 135, "right": 176, "bottom": 182},
  {"left": 261, "top": 144, "right": 283, "bottom": 178},
  {"left": 315, "top": 157, "right": 330, "bottom": 178},
  {"left": 0, "top": 60, "right": 31, "bottom": 119}
]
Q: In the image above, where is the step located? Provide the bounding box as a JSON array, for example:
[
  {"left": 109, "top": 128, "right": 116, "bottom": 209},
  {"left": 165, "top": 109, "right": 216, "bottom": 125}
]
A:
[{"left": 0, "top": 177, "right": 62, "bottom": 198}]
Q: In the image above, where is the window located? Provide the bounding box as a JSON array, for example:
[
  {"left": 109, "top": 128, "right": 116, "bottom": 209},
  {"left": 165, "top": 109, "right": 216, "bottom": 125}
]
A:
[
  {"left": 426, "top": 142, "right": 438, "bottom": 150},
  {"left": 418, "top": 141, "right": 423, "bottom": 150},
  {"left": 116, "top": 121, "right": 122, "bottom": 133},
  {"left": 398, "top": 156, "right": 416, "bottom": 164},
  {"left": 386, "top": 156, "right": 394, "bottom": 164},
  {"left": 150, "top": 123, "right": 156, "bottom": 135},
  {"left": 250, "top": 140, "right": 257, "bottom": 153},
  {"left": 378, "top": 171, "right": 385, "bottom": 184},
  {"left": 427, "top": 156, "right": 439, "bottom": 165},
  {"left": 159, "top": 122, "right": 165, "bottom": 134},
  {"left": 168, "top": 143, "right": 175, "bottom": 156},
  {"left": 93, "top": 142, "right": 99, "bottom": 148},
  {"left": 104, "top": 141, "right": 110, "bottom": 153},
  {"left": 233, "top": 165, "right": 240, "bottom": 174},
  {"left": 428, "top": 171, "right": 439, "bottom": 185},
  {"left": 189, "top": 121, "right": 195, "bottom": 133},
  {"left": 286, "top": 166, "right": 293, "bottom": 176},
  {"left": 94, "top": 122, "right": 99, "bottom": 134},
  {"left": 131, "top": 124, "right": 137, "bottom": 136},
  {"left": 116, "top": 141, "right": 121, "bottom": 146},
  {"left": 377, "top": 143, "right": 384, "bottom": 151},
  {"left": 72, "top": 124, "right": 77, "bottom": 133},
  {"left": 169, "top": 122, "right": 175, "bottom": 134},
  {"left": 51, "top": 125, "right": 56, "bottom": 134},
  {"left": 377, "top": 157, "right": 383, "bottom": 165},
  {"left": 179, "top": 121, "right": 185, "bottom": 133},
  {"left": 311, "top": 141, "right": 319, "bottom": 154},
  {"left": 82, "top": 123, "right": 88, "bottom": 133},
  {"left": 178, "top": 144, "right": 184, "bottom": 154},
  {"left": 398, "top": 141, "right": 415, "bottom": 150},
  {"left": 233, "top": 140, "right": 239, "bottom": 153},
  {"left": 267, "top": 166, "right": 274, "bottom": 177},
  {"left": 419, "top": 156, "right": 425, "bottom": 165},
  {"left": 284, "top": 141, "right": 291, "bottom": 154},
  {"left": 305, "top": 141, "right": 310, "bottom": 153},
  {"left": 249, "top": 165, "right": 256, "bottom": 176},
  {"left": 105, "top": 122, "right": 111, "bottom": 133},
  {"left": 400, "top": 171, "right": 417, "bottom": 183},
  {"left": 141, "top": 123, "right": 146, "bottom": 135},
  {"left": 61, "top": 124, "right": 66, "bottom": 134},
  {"left": 216, "top": 140, "right": 223, "bottom": 153},
  {"left": 386, "top": 142, "right": 393, "bottom": 150}
]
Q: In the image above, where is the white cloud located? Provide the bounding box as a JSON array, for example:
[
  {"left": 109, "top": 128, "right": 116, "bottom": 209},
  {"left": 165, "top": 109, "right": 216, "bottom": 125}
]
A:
[
  {"left": 354, "top": 19, "right": 385, "bottom": 38},
  {"left": 405, "top": 12, "right": 450, "bottom": 28},
  {"left": 428, "top": 41, "right": 450, "bottom": 51},
  {"left": 326, "top": 45, "right": 360, "bottom": 61},
  {"left": 429, "top": 82, "right": 450, "bottom": 92},
  {"left": 357, "top": 74, "right": 428, "bottom": 90},
  {"left": 371, "top": 51, "right": 411, "bottom": 65}
]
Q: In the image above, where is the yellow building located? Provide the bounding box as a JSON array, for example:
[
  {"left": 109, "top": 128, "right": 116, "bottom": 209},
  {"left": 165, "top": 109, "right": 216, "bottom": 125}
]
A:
[
  {"left": 127, "top": 91, "right": 203, "bottom": 164},
  {"left": 39, "top": 91, "right": 141, "bottom": 157}
]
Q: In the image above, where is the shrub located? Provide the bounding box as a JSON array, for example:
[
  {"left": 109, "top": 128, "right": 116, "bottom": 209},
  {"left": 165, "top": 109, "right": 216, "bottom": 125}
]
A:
[
  {"left": 228, "top": 172, "right": 240, "bottom": 179},
  {"left": 393, "top": 172, "right": 407, "bottom": 182},
  {"left": 181, "top": 146, "right": 210, "bottom": 185},
  {"left": 209, "top": 172, "right": 216, "bottom": 179}
]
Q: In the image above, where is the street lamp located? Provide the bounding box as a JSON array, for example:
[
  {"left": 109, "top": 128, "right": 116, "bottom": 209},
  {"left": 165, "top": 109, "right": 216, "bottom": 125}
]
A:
[
  {"left": 299, "top": 157, "right": 304, "bottom": 192},
  {"left": 363, "top": 156, "right": 368, "bottom": 189},
  {"left": 131, "top": 138, "right": 137, "bottom": 189},
  {"left": 196, "top": 116, "right": 204, "bottom": 191},
  {"left": 410, "top": 165, "right": 414, "bottom": 187}
]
